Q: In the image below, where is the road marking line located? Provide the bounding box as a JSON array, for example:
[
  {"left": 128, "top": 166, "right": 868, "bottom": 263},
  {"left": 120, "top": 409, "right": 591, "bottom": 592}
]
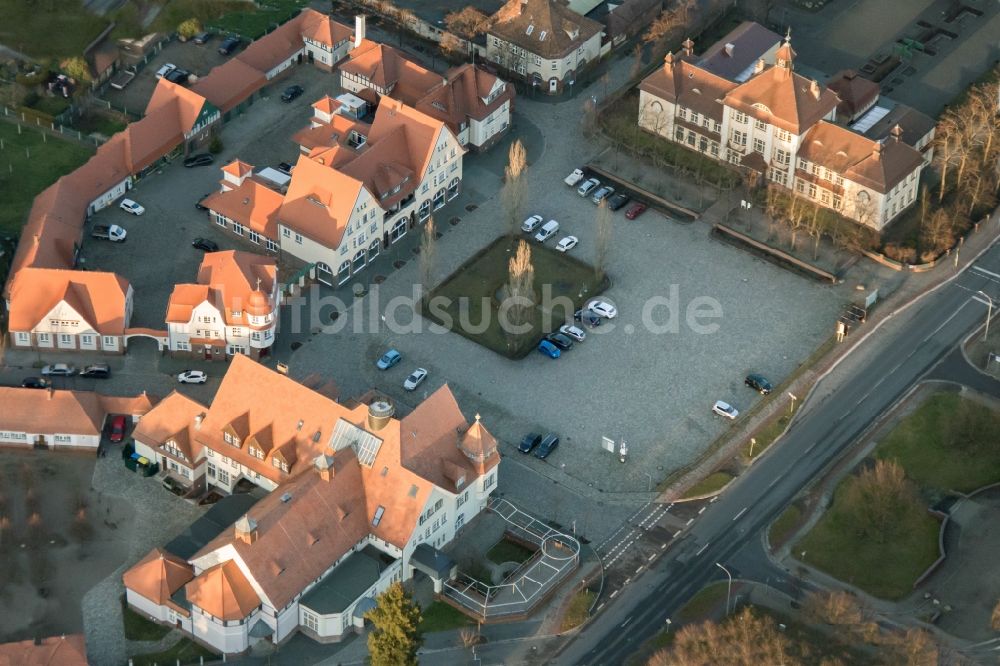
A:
[
  {"left": 610, "top": 590, "right": 619, "bottom": 599},
  {"left": 698, "top": 506, "right": 706, "bottom": 514},
  {"left": 974, "top": 295, "right": 992, "bottom": 306},
  {"left": 732, "top": 507, "right": 748, "bottom": 521},
  {"left": 597, "top": 603, "right": 605, "bottom": 611},
  {"left": 686, "top": 518, "right": 694, "bottom": 525},
  {"left": 695, "top": 542, "right": 710, "bottom": 556},
  {"left": 673, "top": 529, "right": 682, "bottom": 538},
  {"left": 924, "top": 299, "right": 972, "bottom": 342},
  {"left": 624, "top": 577, "right": 631, "bottom": 584},
  {"left": 973, "top": 266, "right": 1000, "bottom": 280},
  {"left": 767, "top": 477, "right": 779, "bottom": 489},
  {"left": 635, "top": 566, "right": 644, "bottom": 574},
  {"left": 710, "top": 496, "right": 719, "bottom": 503},
  {"left": 648, "top": 553, "right": 657, "bottom": 561},
  {"left": 661, "top": 543, "right": 668, "bottom": 549},
  {"left": 621, "top": 616, "right": 633, "bottom": 628}
]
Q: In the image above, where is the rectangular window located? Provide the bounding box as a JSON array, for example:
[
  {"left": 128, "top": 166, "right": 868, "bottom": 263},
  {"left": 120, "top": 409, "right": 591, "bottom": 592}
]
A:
[
  {"left": 248, "top": 230, "right": 260, "bottom": 244},
  {"left": 832, "top": 195, "right": 842, "bottom": 210},
  {"left": 677, "top": 108, "right": 687, "bottom": 121},
  {"left": 232, "top": 224, "right": 244, "bottom": 237},
  {"left": 734, "top": 111, "right": 747, "bottom": 124},
  {"left": 754, "top": 119, "right": 766, "bottom": 131},
  {"left": 774, "top": 149, "right": 789, "bottom": 165},
  {"left": 282, "top": 227, "right": 291, "bottom": 237},
  {"left": 808, "top": 183, "right": 817, "bottom": 198},
  {"left": 38, "top": 333, "right": 51, "bottom": 344},
  {"left": 216, "top": 215, "right": 227, "bottom": 227},
  {"left": 753, "top": 137, "right": 766, "bottom": 153},
  {"left": 372, "top": 505, "right": 385, "bottom": 527},
  {"left": 15, "top": 332, "right": 29, "bottom": 344},
  {"left": 265, "top": 239, "right": 278, "bottom": 252},
  {"left": 820, "top": 190, "right": 831, "bottom": 205},
  {"left": 484, "top": 473, "right": 495, "bottom": 489},
  {"left": 102, "top": 336, "right": 115, "bottom": 347},
  {"left": 295, "top": 234, "right": 303, "bottom": 244}
]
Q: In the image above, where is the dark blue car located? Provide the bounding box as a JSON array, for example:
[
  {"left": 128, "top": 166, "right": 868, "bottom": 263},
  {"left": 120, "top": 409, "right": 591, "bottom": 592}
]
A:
[{"left": 538, "top": 340, "right": 561, "bottom": 358}]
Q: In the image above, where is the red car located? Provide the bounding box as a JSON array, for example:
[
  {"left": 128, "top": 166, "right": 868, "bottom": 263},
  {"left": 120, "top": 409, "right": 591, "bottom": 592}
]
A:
[
  {"left": 625, "top": 202, "right": 647, "bottom": 220},
  {"left": 109, "top": 415, "right": 127, "bottom": 443}
]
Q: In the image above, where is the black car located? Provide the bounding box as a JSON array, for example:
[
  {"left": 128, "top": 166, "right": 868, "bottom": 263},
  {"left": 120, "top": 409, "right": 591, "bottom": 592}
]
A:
[
  {"left": 608, "top": 193, "right": 630, "bottom": 211},
  {"left": 535, "top": 434, "right": 560, "bottom": 460},
  {"left": 192, "top": 237, "right": 219, "bottom": 252},
  {"left": 184, "top": 153, "right": 214, "bottom": 168},
  {"left": 81, "top": 364, "right": 111, "bottom": 379},
  {"left": 164, "top": 68, "right": 190, "bottom": 85},
  {"left": 281, "top": 85, "right": 304, "bottom": 102},
  {"left": 518, "top": 433, "right": 542, "bottom": 454},
  {"left": 195, "top": 194, "right": 210, "bottom": 211},
  {"left": 545, "top": 332, "right": 574, "bottom": 351},
  {"left": 192, "top": 31, "right": 213, "bottom": 45},
  {"left": 21, "top": 377, "right": 49, "bottom": 389},
  {"left": 573, "top": 309, "right": 601, "bottom": 327},
  {"left": 745, "top": 373, "right": 773, "bottom": 395},
  {"left": 218, "top": 35, "right": 242, "bottom": 55},
  {"left": 277, "top": 161, "right": 294, "bottom": 175}
]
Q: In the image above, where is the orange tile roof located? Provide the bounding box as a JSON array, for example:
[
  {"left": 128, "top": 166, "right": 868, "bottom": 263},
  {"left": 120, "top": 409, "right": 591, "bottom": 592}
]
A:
[
  {"left": 191, "top": 58, "right": 266, "bottom": 114},
  {"left": 146, "top": 78, "right": 209, "bottom": 131},
  {"left": 7, "top": 267, "right": 131, "bottom": 336},
  {"left": 798, "top": 120, "right": 923, "bottom": 193},
  {"left": 100, "top": 392, "right": 158, "bottom": 418},
  {"left": 0, "top": 634, "right": 88, "bottom": 666},
  {"left": 292, "top": 114, "right": 370, "bottom": 151},
  {"left": 299, "top": 8, "right": 352, "bottom": 47},
  {"left": 416, "top": 64, "right": 513, "bottom": 133},
  {"left": 278, "top": 153, "right": 364, "bottom": 250},
  {"left": 826, "top": 69, "right": 879, "bottom": 121},
  {"left": 236, "top": 13, "right": 307, "bottom": 73},
  {"left": 0, "top": 387, "right": 105, "bottom": 436},
  {"left": 196, "top": 251, "right": 276, "bottom": 326},
  {"left": 165, "top": 284, "right": 211, "bottom": 324},
  {"left": 341, "top": 40, "right": 442, "bottom": 100},
  {"left": 640, "top": 53, "right": 738, "bottom": 122},
  {"left": 132, "top": 391, "right": 208, "bottom": 462},
  {"left": 312, "top": 95, "right": 340, "bottom": 114},
  {"left": 221, "top": 159, "right": 254, "bottom": 179},
  {"left": 491, "top": 0, "right": 603, "bottom": 59},
  {"left": 202, "top": 178, "right": 283, "bottom": 238},
  {"left": 186, "top": 559, "right": 260, "bottom": 621},
  {"left": 123, "top": 547, "right": 195, "bottom": 606},
  {"left": 363, "top": 98, "right": 447, "bottom": 189}
]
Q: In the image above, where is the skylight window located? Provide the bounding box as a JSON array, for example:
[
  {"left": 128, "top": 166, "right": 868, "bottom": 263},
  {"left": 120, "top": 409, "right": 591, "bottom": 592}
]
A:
[
  {"left": 539, "top": 31, "right": 547, "bottom": 41},
  {"left": 372, "top": 505, "right": 385, "bottom": 527},
  {"left": 526, "top": 24, "right": 534, "bottom": 35}
]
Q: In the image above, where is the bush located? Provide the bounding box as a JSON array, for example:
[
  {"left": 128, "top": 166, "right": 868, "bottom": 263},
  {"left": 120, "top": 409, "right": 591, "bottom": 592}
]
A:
[
  {"left": 178, "top": 18, "right": 202, "bottom": 39},
  {"left": 208, "top": 135, "right": 223, "bottom": 154},
  {"left": 882, "top": 243, "right": 916, "bottom": 263}
]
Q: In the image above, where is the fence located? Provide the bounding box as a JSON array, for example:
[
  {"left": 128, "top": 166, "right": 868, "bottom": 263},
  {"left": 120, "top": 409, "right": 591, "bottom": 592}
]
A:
[{"left": 0, "top": 106, "right": 104, "bottom": 147}]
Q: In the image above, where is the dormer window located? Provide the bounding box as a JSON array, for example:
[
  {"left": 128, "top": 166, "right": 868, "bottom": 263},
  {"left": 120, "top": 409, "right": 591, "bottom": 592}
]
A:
[
  {"left": 248, "top": 443, "right": 264, "bottom": 460},
  {"left": 231, "top": 310, "right": 242, "bottom": 318},
  {"left": 272, "top": 456, "right": 288, "bottom": 472}
]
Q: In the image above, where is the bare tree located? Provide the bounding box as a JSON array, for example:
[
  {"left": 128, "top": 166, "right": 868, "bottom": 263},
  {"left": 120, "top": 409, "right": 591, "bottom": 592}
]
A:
[
  {"left": 844, "top": 459, "right": 920, "bottom": 543},
  {"left": 934, "top": 114, "right": 962, "bottom": 201},
  {"left": 439, "top": 33, "right": 466, "bottom": 58},
  {"left": 991, "top": 599, "right": 1000, "bottom": 631},
  {"left": 459, "top": 627, "right": 480, "bottom": 649},
  {"left": 594, "top": 199, "right": 613, "bottom": 281},
  {"left": 643, "top": 8, "right": 684, "bottom": 53},
  {"left": 803, "top": 590, "right": 865, "bottom": 629},
  {"left": 919, "top": 207, "right": 955, "bottom": 257},
  {"left": 444, "top": 6, "right": 492, "bottom": 39},
  {"left": 418, "top": 217, "right": 437, "bottom": 297},
  {"left": 502, "top": 139, "right": 528, "bottom": 238},
  {"left": 650, "top": 607, "right": 796, "bottom": 666},
  {"left": 504, "top": 240, "right": 535, "bottom": 348}
]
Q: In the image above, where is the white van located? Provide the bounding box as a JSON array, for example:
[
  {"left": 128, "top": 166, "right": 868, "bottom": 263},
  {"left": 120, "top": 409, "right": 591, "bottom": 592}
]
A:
[{"left": 534, "top": 220, "right": 560, "bottom": 242}]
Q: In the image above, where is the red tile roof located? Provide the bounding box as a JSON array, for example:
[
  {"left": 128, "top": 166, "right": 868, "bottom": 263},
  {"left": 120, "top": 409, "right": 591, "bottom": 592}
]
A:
[
  {"left": 798, "top": 120, "right": 923, "bottom": 193},
  {"left": 186, "top": 560, "right": 260, "bottom": 621},
  {"left": 7, "top": 267, "right": 131, "bottom": 336},
  {"left": 123, "top": 547, "right": 195, "bottom": 606},
  {"left": 203, "top": 178, "right": 283, "bottom": 238},
  {"left": 0, "top": 634, "right": 88, "bottom": 666},
  {"left": 0, "top": 387, "right": 105, "bottom": 436}
]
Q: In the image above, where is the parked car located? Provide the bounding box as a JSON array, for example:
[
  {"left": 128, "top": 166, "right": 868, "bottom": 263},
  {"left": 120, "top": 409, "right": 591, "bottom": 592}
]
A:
[
  {"left": 712, "top": 400, "right": 739, "bottom": 419},
  {"left": 574, "top": 309, "right": 601, "bottom": 327},
  {"left": 564, "top": 168, "right": 585, "bottom": 187},
  {"left": 608, "top": 193, "right": 630, "bottom": 211},
  {"left": 191, "top": 237, "right": 219, "bottom": 252},
  {"left": 184, "top": 153, "right": 214, "bottom": 168},
  {"left": 577, "top": 177, "right": 600, "bottom": 197},
  {"left": 591, "top": 185, "right": 616, "bottom": 205},
  {"left": 218, "top": 36, "right": 242, "bottom": 55},
  {"left": 164, "top": 68, "right": 190, "bottom": 85},
  {"left": 281, "top": 85, "right": 304, "bottom": 102},
  {"left": 521, "top": 214, "right": 543, "bottom": 233},
  {"left": 91, "top": 224, "right": 127, "bottom": 242},
  {"left": 192, "top": 31, "right": 213, "bottom": 45},
  {"left": 625, "top": 202, "right": 647, "bottom": 220},
  {"left": 534, "top": 220, "right": 559, "bottom": 242},
  {"left": 177, "top": 370, "right": 207, "bottom": 384},
  {"left": 545, "top": 332, "right": 574, "bottom": 351},
  {"left": 559, "top": 324, "right": 586, "bottom": 342},
  {"left": 537, "top": 339, "right": 561, "bottom": 359},
  {"left": 376, "top": 349, "right": 402, "bottom": 370},
  {"left": 403, "top": 367, "right": 428, "bottom": 391},
  {"left": 518, "top": 433, "right": 542, "bottom": 454},
  {"left": 745, "top": 373, "right": 773, "bottom": 395},
  {"left": 21, "top": 377, "right": 49, "bottom": 389},
  {"left": 195, "top": 194, "right": 210, "bottom": 211},
  {"left": 155, "top": 63, "right": 177, "bottom": 79},
  {"left": 556, "top": 235, "right": 578, "bottom": 252},
  {"left": 80, "top": 364, "right": 111, "bottom": 379},
  {"left": 277, "top": 162, "right": 294, "bottom": 175},
  {"left": 588, "top": 300, "right": 618, "bottom": 319},
  {"left": 535, "top": 433, "right": 560, "bottom": 459},
  {"left": 119, "top": 199, "right": 145, "bottom": 215},
  {"left": 41, "top": 363, "right": 76, "bottom": 376},
  {"left": 109, "top": 415, "right": 127, "bottom": 443}
]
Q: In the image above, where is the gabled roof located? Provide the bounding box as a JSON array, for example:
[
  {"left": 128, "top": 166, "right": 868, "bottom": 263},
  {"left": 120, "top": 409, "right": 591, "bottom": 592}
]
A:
[
  {"left": 0, "top": 634, "right": 88, "bottom": 666},
  {"left": 123, "top": 547, "right": 195, "bottom": 605},
  {"left": 191, "top": 58, "right": 266, "bottom": 114},
  {"left": 0, "top": 387, "right": 105, "bottom": 436},
  {"left": 165, "top": 284, "right": 212, "bottom": 324},
  {"left": 132, "top": 391, "right": 208, "bottom": 461},
  {"left": 340, "top": 39, "right": 442, "bottom": 100},
  {"left": 639, "top": 53, "right": 737, "bottom": 122},
  {"left": 724, "top": 41, "right": 839, "bottom": 134},
  {"left": 798, "top": 120, "right": 924, "bottom": 193},
  {"left": 696, "top": 21, "right": 782, "bottom": 82},
  {"left": 203, "top": 178, "right": 283, "bottom": 239},
  {"left": 278, "top": 152, "right": 365, "bottom": 250},
  {"left": 237, "top": 14, "right": 305, "bottom": 73},
  {"left": 7, "top": 267, "right": 131, "bottom": 335},
  {"left": 185, "top": 559, "right": 260, "bottom": 620},
  {"left": 145, "top": 78, "right": 208, "bottom": 132},
  {"left": 299, "top": 8, "right": 353, "bottom": 47},
  {"left": 415, "top": 64, "right": 513, "bottom": 132},
  {"left": 490, "top": 0, "right": 603, "bottom": 59},
  {"left": 826, "top": 69, "right": 880, "bottom": 121},
  {"left": 195, "top": 251, "right": 276, "bottom": 326},
  {"left": 292, "top": 114, "right": 371, "bottom": 151}
]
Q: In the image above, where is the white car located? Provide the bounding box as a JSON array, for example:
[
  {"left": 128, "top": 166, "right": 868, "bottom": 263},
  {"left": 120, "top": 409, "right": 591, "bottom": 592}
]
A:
[
  {"left": 534, "top": 220, "right": 559, "bottom": 242},
  {"left": 177, "top": 370, "right": 207, "bottom": 384},
  {"left": 403, "top": 368, "right": 428, "bottom": 391},
  {"left": 556, "top": 236, "right": 578, "bottom": 252},
  {"left": 119, "top": 199, "right": 145, "bottom": 216},
  {"left": 588, "top": 300, "right": 617, "bottom": 318},
  {"left": 564, "top": 168, "right": 585, "bottom": 187},
  {"left": 559, "top": 324, "right": 586, "bottom": 342},
  {"left": 155, "top": 63, "right": 177, "bottom": 79},
  {"left": 712, "top": 400, "right": 739, "bottom": 420},
  {"left": 521, "top": 214, "right": 543, "bottom": 233},
  {"left": 41, "top": 363, "right": 77, "bottom": 376},
  {"left": 577, "top": 177, "right": 600, "bottom": 197}
]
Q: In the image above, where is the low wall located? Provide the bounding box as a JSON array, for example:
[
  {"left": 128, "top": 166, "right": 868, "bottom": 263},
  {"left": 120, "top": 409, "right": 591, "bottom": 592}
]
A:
[
  {"left": 585, "top": 163, "right": 699, "bottom": 222},
  {"left": 712, "top": 224, "right": 839, "bottom": 283}
]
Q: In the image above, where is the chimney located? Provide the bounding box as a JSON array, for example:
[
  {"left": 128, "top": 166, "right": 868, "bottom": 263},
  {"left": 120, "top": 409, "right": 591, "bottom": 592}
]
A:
[
  {"left": 194, "top": 413, "right": 204, "bottom": 430},
  {"left": 891, "top": 124, "right": 903, "bottom": 142},
  {"left": 810, "top": 79, "right": 821, "bottom": 100},
  {"left": 367, "top": 399, "right": 395, "bottom": 431},
  {"left": 724, "top": 43, "right": 734, "bottom": 57},
  {"left": 314, "top": 453, "right": 335, "bottom": 481},
  {"left": 753, "top": 58, "right": 765, "bottom": 75},
  {"left": 354, "top": 15, "right": 366, "bottom": 49},
  {"left": 47, "top": 386, "right": 54, "bottom": 400},
  {"left": 872, "top": 141, "right": 883, "bottom": 161},
  {"left": 664, "top": 52, "right": 674, "bottom": 68},
  {"left": 234, "top": 515, "right": 258, "bottom": 545},
  {"left": 682, "top": 37, "right": 694, "bottom": 58}
]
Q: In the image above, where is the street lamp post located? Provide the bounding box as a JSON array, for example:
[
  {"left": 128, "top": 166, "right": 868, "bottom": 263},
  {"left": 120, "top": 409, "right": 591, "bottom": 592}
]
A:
[
  {"left": 788, "top": 392, "right": 797, "bottom": 416},
  {"left": 716, "top": 562, "right": 733, "bottom": 616},
  {"left": 976, "top": 291, "right": 993, "bottom": 341}
]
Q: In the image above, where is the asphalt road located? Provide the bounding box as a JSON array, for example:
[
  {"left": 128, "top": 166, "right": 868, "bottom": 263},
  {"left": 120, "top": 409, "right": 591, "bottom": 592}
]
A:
[{"left": 555, "top": 244, "right": 1000, "bottom": 665}]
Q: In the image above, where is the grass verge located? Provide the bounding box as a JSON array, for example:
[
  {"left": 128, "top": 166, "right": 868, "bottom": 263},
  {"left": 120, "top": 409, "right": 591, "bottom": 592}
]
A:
[
  {"left": 675, "top": 581, "right": 728, "bottom": 623},
  {"left": 0, "top": 0, "right": 109, "bottom": 59},
  {"left": 741, "top": 413, "right": 790, "bottom": 462},
  {"left": 767, "top": 504, "right": 802, "bottom": 551},
  {"left": 418, "top": 601, "right": 473, "bottom": 633},
  {"left": 560, "top": 588, "right": 595, "bottom": 631},
  {"left": 680, "top": 471, "right": 733, "bottom": 499},
  {"left": 152, "top": 0, "right": 309, "bottom": 40},
  {"left": 121, "top": 599, "right": 171, "bottom": 641},
  {"left": 486, "top": 539, "right": 535, "bottom": 565},
  {"left": 130, "top": 638, "right": 216, "bottom": 666},
  {"left": 0, "top": 122, "right": 94, "bottom": 235}
]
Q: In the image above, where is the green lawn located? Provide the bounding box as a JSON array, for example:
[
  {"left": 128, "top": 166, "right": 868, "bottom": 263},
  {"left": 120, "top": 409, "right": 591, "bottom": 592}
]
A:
[
  {"left": 875, "top": 393, "right": 1000, "bottom": 493},
  {"left": 767, "top": 504, "right": 802, "bottom": 550},
  {"left": 0, "top": 0, "right": 109, "bottom": 59},
  {"left": 152, "top": 0, "right": 308, "bottom": 40},
  {"left": 423, "top": 235, "right": 609, "bottom": 358},
  {"left": 741, "top": 414, "right": 790, "bottom": 462},
  {"left": 680, "top": 471, "right": 733, "bottom": 499},
  {"left": 130, "top": 638, "right": 216, "bottom": 666},
  {"left": 418, "top": 601, "right": 472, "bottom": 633},
  {"left": 675, "top": 581, "right": 728, "bottom": 623},
  {"left": 795, "top": 478, "right": 940, "bottom": 600},
  {"left": 486, "top": 539, "right": 535, "bottom": 565},
  {"left": 0, "top": 122, "right": 94, "bottom": 235},
  {"left": 121, "top": 599, "right": 171, "bottom": 641},
  {"left": 560, "top": 588, "right": 595, "bottom": 631}
]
